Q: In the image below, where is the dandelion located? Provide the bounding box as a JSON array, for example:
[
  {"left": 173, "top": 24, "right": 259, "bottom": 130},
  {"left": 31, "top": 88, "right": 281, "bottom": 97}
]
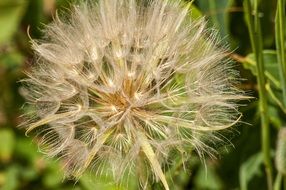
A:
[{"left": 21, "top": 0, "right": 245, "bottom": 189}]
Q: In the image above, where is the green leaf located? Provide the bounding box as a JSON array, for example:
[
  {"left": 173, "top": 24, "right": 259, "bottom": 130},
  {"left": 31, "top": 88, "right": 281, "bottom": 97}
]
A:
[
  {"left": 266, "top": 83, "right": 286, "bottom": 116},
  {"left": 243, "top": 50, "right": 281, "bottom": 89},
  {"left": 0, "top": 129, "right": 15, "bottom": 162},
  {"left": 239, "top": 152, "right": 263, "bottom": 190},
  {"left": 0, "top": 0, "right": 28, "bottom": 44},
  {"left": 268, "top": 104, "right": 283, "bottom": 129},
  {"left": 243, "top": 50, "right": 286, "bottom": 113}
]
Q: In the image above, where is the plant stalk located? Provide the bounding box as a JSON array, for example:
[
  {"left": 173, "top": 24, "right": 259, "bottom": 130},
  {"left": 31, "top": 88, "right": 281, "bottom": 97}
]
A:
[
  {"left": 274, "top": 173, "right": 283, "bottom": 190},
  {"left": 244, "top": 0, "right": 273, "bottom": 189},
  {"left": 275, "top": 0, "right": 286, "bottom": 107}
]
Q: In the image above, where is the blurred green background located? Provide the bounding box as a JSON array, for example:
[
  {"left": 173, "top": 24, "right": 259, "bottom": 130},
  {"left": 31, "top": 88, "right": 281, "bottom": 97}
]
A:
[{"left": 0, "top": 0, "right": 285, "bottom": 189}]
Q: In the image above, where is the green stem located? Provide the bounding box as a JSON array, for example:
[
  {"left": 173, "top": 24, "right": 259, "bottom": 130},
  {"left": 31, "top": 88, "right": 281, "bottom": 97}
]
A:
[
  {"left": 284, "top": 175, "right": 286, "bottom": 190},
  {"left": 244, "top": 0, "right": 273, "bottom": 189},
  {"left": 275, "top": 0, "right": 286, "bottom": 107},
  {"left": 274, "top": 173, "right": 283, "bottom": 190}
]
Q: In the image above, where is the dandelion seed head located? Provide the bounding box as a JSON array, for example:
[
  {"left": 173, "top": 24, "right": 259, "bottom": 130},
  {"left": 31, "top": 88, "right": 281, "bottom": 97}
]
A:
[{"left": 21, "top": 0, "right": 245, "bottom": 189}]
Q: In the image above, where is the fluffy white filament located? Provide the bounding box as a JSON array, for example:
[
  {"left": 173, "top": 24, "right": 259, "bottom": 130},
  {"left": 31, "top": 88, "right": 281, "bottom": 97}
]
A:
[{"left": 21, "top": 0, "right": 245, "bottom": 189}]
